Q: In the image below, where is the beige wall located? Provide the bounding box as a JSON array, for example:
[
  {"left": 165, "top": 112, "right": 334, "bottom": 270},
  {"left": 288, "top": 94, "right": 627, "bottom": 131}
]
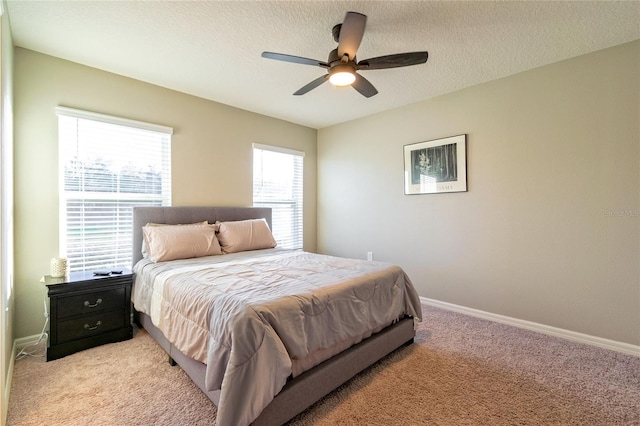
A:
[
  {"left": 12, "top": 41, "right": 640, "bottom": 346},
  {"left": 13, "top": 48, "right": 317, "bottom": 338},
  {"left": 1, "top": 2, "right": 14, "bottom": 422},
  {"left": 318, "top": 41, "right": 640, "bottom": 345}
]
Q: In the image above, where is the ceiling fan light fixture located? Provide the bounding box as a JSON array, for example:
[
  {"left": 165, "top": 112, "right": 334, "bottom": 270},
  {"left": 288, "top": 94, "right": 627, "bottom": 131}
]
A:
[
  {"left": 329, "top": 65, "right": 356, "bottom": 86},
  {"left": 262, "top": 11, "right": 428, "bottom": 97}
]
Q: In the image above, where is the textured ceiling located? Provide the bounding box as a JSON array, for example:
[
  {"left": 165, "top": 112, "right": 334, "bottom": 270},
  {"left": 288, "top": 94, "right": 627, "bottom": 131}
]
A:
[{"left": 6, "top": 1, "right": 640, "bottom": 129}]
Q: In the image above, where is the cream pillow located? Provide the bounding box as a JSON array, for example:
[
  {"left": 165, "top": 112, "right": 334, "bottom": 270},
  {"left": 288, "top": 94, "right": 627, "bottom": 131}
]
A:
[
  {"left": 216, "top": 218, "right": 277, "bottom": 254},
  {"left": 141, "top": 221, "right": 208, "bottom": 258},
  {"left": 143, "top": 223, "right": 222, "bottom": 262}
]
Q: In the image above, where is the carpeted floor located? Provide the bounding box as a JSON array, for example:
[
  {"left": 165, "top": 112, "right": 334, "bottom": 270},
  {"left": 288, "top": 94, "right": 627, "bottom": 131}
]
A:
[{"left": 7, "top": 305, "right": 640, "bottom": 425}]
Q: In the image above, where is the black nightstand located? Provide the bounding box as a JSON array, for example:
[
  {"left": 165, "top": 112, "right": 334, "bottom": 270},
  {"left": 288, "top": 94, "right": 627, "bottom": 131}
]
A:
[{"left": 45, "top": 270, "right": 133, "bottom": 361}]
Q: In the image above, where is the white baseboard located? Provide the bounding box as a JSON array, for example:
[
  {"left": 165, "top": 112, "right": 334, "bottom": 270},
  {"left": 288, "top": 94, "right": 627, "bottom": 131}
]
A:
[
  {"left": 420, "top": 297, "right": 640, "bottom": 357},
  {"left": 14, "top": 334, "right": 43, "bottom": 352},
  {"left": 3, "top": 339, "right": 17, "bottom": 426}
]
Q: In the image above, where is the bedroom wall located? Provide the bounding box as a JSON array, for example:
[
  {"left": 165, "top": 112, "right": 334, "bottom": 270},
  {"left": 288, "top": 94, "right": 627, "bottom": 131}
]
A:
[
  {"left": 0, "top": 2, "right": 14, "bottom": 422},
  {"left": 13, "top": 48, "right": 317, "bottom": 338},
  {"left": 317, "top": 41, "right": 640, "bottom": 346}
]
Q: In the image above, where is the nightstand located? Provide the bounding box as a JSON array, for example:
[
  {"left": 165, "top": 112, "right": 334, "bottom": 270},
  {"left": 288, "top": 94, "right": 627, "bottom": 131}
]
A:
[{"left": 45, "top": 270, "right": 133, "bottom": 361}]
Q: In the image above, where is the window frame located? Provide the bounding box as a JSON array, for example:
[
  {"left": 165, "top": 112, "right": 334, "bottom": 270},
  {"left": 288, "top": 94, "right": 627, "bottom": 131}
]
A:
[
  {"left": 56, "top": 107, "right": 172, "bottom": 272},
  {"left": 252, "top": 143, "right": 304, "bottom": 250}
]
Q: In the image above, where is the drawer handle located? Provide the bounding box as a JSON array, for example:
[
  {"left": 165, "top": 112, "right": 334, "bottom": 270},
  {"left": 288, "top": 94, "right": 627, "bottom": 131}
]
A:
[
  {"left": 84, "top": 298, "right": 103, "bottom": 308},
  {"left": 84, "top": 321, "right": 102, "bottom": 331}
]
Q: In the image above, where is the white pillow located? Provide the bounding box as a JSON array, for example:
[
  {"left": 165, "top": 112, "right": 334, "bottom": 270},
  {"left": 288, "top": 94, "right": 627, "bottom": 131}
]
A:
[
  {"left": 143, "top": 223, "right": 222, "bottom": 262},
  {"left": 216, "top": 218, "right": 277, "bottom": 254}
]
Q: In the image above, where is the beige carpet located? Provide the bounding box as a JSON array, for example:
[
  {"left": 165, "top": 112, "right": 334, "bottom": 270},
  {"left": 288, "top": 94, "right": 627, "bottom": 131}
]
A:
[{"left": 8, "top": 305, "right": 640, "bottom": 425}]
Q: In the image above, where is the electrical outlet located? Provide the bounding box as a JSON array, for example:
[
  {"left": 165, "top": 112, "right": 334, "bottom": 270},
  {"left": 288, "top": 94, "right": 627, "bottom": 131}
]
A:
[{"left": 367, "top": 252, "right": 373, "bottom": 261}]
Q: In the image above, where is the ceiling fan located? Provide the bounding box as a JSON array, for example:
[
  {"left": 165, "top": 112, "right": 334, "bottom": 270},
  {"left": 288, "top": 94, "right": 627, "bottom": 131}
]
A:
[{"left": 261, "top": 11, "right": 429, "bottom": 98}]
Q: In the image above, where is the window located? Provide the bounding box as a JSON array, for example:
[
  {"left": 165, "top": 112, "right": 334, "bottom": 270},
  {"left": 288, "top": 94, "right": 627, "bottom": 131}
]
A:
[
  {"left": 253, "top": 144, "right": 304, "bottom": 249},
  {"left": 57, "top": 107, "right": 172, "bottom": 272}
]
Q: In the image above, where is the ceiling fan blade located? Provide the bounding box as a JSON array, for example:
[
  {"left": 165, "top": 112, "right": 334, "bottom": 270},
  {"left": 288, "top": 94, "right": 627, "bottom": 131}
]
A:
[
  {"left": 358, "top": 52, "right": 429, "bottom": 70},
  {"left": 338, "top": 12, "right": 367, "bottom": 60},
  {"left": 293, "top": 75, "right": 330, "bottom": 96},
  {"left": 352, "top": 73, "right": 378, "bottom": 98},
  {"left": 262, "top": 52, "right": 329, "bottom": 68}
]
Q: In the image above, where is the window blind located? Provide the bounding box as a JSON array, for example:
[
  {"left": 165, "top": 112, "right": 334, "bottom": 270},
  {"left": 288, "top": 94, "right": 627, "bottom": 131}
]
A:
[
  {"left": 57, "top": 107, "right": 172, "bottom": 272},
  {"left": 253, "top": 144, "right": 304, "bottom": 249}
]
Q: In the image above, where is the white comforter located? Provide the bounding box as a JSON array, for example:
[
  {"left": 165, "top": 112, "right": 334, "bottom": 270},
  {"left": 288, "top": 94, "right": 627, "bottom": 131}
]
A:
[{"left": 132, "top": 249, "right": 422, "bottom": 426}]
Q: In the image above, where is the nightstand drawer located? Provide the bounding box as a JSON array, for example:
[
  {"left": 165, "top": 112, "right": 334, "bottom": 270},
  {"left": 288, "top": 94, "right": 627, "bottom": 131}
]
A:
[
  {"left": 56, "top": 310, "right": 126, "bottom": 344},
  {"left": 57, "top": 288, "right": 126, "bottom": 319}
]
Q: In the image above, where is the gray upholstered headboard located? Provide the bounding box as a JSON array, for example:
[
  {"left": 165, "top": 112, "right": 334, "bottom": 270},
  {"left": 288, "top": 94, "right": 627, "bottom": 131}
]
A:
[{"left": 132, "top": 206, "right": 272, "bottom": 265}]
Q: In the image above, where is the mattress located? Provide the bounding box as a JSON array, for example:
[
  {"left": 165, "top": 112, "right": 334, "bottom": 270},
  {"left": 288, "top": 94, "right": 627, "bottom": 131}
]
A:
[{"left": 132, "top": 248, "right": 422, "bottom": 426}]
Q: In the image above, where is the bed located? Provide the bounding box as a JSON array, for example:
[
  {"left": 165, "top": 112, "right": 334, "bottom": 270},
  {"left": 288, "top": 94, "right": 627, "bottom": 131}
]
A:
[{"left": 131, "top": 206, "right": 421, "bottom": 426}]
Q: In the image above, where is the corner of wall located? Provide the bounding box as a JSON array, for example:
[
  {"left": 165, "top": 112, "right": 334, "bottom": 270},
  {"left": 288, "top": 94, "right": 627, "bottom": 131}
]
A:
[{"left": 0, "top": 1, "right": 15, "bottom": 424}]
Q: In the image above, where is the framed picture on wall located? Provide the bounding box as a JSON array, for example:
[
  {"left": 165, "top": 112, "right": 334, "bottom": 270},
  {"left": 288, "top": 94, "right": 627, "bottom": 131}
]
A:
[{"left": 403, "top": 134, "right": 467, "bottom": 195}]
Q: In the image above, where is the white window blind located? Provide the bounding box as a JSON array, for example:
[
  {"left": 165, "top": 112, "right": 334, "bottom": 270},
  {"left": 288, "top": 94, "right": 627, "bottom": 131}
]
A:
[
  {"left": 253, "top": 144, "right": 304, "bottom": 249},
  {"left": 57, "top": 107, "right": 172, "bottom": 272}
]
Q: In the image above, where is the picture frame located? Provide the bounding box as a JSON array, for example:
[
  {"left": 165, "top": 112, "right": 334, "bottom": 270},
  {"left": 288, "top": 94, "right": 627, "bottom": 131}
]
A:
[{"left": 404, "top": 134, "right": 467, "bottom": 195}]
